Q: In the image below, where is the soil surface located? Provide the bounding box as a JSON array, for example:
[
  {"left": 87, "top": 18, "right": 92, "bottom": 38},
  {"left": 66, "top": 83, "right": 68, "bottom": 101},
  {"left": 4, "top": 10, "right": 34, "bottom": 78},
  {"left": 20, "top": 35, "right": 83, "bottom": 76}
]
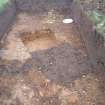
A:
[{"left": 0, "top": 1, "right": 105, "bottom": 105}]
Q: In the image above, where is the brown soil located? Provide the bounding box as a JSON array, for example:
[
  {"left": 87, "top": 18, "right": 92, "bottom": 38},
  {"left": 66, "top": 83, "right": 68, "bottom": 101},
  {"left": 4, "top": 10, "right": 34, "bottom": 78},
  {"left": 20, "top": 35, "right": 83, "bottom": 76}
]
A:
[
  {"left": 20, "top": 29, "right": 60, "bottom": 52},
  {"left": 0, "top": 1, "right": 105, "bottom": 105}
]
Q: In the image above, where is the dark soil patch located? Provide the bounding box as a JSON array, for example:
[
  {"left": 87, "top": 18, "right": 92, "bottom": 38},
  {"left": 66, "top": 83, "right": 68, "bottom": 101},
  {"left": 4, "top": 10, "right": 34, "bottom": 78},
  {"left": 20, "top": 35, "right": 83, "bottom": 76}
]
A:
[{"left": 23, "top": 43, "right": 92, "bottom": 87}]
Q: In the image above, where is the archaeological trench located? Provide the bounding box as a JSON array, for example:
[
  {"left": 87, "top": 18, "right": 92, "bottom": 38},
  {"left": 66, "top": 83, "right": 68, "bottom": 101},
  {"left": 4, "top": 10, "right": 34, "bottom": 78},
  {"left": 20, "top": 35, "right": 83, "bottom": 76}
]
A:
[{"left": 0, "top": 0, "right": 105, "bottom": 105}]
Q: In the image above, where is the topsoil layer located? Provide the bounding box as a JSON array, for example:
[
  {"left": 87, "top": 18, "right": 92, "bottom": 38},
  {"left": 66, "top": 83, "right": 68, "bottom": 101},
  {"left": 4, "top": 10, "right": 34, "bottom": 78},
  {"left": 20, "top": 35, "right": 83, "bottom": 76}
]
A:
[{"left": 0, "top": 0, "right": 105, "bottom": 105}]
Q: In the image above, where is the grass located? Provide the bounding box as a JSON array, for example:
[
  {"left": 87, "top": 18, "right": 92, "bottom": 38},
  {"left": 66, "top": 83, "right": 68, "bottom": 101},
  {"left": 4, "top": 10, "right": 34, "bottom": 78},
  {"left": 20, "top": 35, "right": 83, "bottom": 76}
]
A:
[
  {"left": 0, "top": 0, "right": 9, "bottom": 12},
  {"left": 87, "top": 10, "right": 105, "bottom": 36}
]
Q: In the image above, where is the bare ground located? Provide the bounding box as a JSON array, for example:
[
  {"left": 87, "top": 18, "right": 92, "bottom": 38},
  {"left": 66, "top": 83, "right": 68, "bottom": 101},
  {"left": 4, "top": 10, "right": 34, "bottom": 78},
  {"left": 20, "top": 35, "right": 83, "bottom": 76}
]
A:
[{"left": 0, "top": 7, "right": 105, "bottom": 105}]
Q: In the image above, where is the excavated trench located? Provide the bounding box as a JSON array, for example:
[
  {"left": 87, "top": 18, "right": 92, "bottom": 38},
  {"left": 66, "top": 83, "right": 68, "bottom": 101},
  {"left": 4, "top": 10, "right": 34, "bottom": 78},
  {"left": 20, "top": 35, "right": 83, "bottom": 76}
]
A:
[{"left": 0, "top": 0, "right": 105, "bottom": 105}]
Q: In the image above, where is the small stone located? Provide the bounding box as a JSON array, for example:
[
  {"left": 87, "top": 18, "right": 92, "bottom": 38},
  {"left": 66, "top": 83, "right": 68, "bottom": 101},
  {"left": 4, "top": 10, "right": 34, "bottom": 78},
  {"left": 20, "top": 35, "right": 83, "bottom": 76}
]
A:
[
  {"left": 20, "top": 79, "right": 24, "bottom": 82},
  {"left": 38, "top": 67, "right": 42, "bottom": 70},
  {"left": 36, "top": 98, "right": 39, "bottom": 102},
  {"left": 39, "top": 91, "right": 44, "bottom": 97},
  {"left": 82, "top": 90, "right": 87, "bottom": 94},
  {"left": 95, "top": 78, "right": 99, "bottom": 81},
  {"left": 0, "top": 40, "right": 4, "bottom": 44},
  {"left": 38, "top": 71, "right": 41, "bottom": 73},
  {"left": 24, "top": 93, "right": 27, "bottom": 96},
  {"left": 46, "top": 79, "right": 51, "bottom": 83},
  {"left": 82, "top": 75, "right": 86, "bottom": 78},
  {"left": 49, "top": 62, "right": 53, "bottom": 65}
]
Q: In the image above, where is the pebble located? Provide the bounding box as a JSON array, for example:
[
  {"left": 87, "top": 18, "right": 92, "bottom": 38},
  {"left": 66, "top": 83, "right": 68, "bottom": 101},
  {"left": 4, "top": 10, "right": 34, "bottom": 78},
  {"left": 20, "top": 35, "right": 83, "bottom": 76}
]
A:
[
  {"left": 82, "top": 90, "right": 87, "bottom": 94},
  {"left": 82, "top": 75, "right": 86, "bottom": 78},
  {"left": 49, "top": 62, "right": 53, "bottom": 65},
  {"left": 95, "top": 78, "right": 99, "bottom": 81},
  {"left": 38, "top": 67, "right": 42, "bottom": 70},
  {"left": 39, "top": 91, "right": 44, "bottom": 97},
  {"left": 46, "top": 79, "right": 51, "bottom": 83}
]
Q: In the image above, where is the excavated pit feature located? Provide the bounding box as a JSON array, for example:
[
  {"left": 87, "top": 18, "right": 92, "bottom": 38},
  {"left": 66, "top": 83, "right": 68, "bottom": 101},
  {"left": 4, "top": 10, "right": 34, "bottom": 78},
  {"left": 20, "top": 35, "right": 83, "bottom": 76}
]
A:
[{"left": 20, "top": 29, "right": 60, "bottom": 52}]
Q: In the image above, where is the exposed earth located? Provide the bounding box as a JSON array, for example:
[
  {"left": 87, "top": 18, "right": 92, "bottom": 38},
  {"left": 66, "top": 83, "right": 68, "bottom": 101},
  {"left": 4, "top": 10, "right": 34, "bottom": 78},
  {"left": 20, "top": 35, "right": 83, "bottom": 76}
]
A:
[{"left": 0, "top": 0, "right": 105, "bottom": 105}]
